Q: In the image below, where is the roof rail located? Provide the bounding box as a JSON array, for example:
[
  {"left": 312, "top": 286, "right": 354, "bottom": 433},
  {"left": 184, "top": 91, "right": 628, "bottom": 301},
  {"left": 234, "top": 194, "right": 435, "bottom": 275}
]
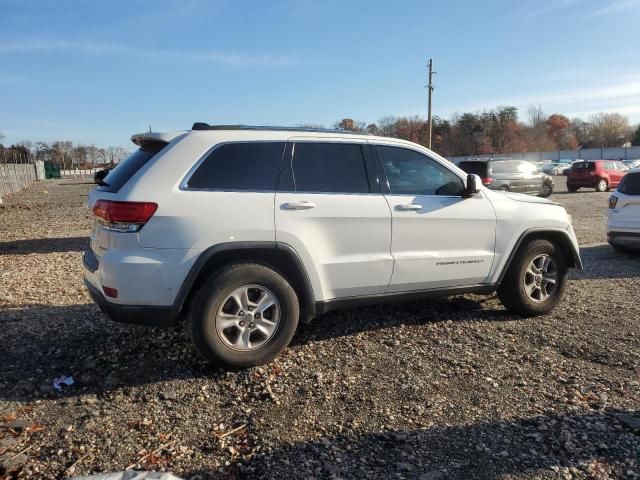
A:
[{"left": 191, "top": 122, "right": 365, "bottom": 135}]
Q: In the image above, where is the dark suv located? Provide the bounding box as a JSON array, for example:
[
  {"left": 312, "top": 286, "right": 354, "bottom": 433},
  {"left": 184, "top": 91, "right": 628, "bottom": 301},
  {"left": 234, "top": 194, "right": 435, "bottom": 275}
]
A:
[{"left": 458, "top": 159, "right": 554, "bottom": 197}]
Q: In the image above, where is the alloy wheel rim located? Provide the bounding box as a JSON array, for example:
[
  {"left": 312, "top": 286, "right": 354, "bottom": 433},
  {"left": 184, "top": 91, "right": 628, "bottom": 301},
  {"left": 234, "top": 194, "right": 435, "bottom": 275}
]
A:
[
  {"left": 523, "top": 254, "right": 558, "bottom": 302},
  {"left": 215, "top": 284, "right": 280, "bottom": 351}
]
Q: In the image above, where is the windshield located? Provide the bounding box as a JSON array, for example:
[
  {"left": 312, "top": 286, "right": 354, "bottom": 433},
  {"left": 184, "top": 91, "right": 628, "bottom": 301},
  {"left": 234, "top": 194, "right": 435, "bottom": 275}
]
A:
[{"left": 572, "top": 162, "right": 595, "bottom": 170}]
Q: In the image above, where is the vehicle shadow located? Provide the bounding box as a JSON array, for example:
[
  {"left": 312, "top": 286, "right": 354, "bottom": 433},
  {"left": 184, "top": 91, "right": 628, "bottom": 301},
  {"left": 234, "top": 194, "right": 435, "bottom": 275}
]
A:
[
  {"left": 0, "top": 303, "right": 212, "bottom": 402},
  {"left": 571, "top": 244, "right": 640, "bottom": 281},
  {"left": 551, "top": 190, "right": 603, "bottom": 195},
  {"left": 0, "top": 236, "right": 88, "bottom": 255},
  {"left": 0, "top": 296, "right": 512, "bottom": 402},
  {"left": 293, "top": 295, "right": 511, "bottom": 347},
  {"left": 185, "top": 409, "right": 640, "bottom": 479}
]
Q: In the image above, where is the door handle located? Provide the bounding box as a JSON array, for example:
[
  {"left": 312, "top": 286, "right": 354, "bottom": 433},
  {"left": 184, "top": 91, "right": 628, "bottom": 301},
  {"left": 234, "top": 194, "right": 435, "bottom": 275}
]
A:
[
  {"left": 281, "top": 201, "right": 316, "bottom": 210},
  {"left": 395, "top": 203, "right": 422, "bottom": 211}
]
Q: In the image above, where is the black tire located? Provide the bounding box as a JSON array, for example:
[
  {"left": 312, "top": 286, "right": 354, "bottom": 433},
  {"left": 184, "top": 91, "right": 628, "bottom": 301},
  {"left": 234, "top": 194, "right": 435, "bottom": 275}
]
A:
[
  {"left": 188, "top": 263, "right": 299, "bottom": 368},
  {"left": 497, "top": 239, "right": 568, "bottom": 317},
  {"left": 610, "top": 243, "right": 628, "bottom": 255},
  {"left": 567, "top": 184, "right": 579, "bottom": 193},
  {"left": 538, "top": 182, "right": 553, "bottom": 198},
  {"left": 595, "top": 178, "right": 608, "bottom": 192}
]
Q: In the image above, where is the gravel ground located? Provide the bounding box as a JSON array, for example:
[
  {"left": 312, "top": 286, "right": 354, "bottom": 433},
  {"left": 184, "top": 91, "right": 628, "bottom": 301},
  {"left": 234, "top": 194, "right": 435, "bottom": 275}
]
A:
[{"left": 0, "top": 178, "right": 639, "bottom": 480}]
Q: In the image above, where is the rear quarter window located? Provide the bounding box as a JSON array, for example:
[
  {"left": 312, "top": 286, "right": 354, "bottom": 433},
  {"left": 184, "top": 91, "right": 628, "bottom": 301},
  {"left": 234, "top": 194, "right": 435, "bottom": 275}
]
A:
[
  {"left": 489, "top": 160, "right": 519, "bottom": 175},
  {"left": 98, "top": 141, "right": 167, "bottom": 193},
  {"left": 618, "top": 173, "right": 640, "bottom": 195},
  {"left": 186, "top": 142, "right": 286, "bottom": 190}
]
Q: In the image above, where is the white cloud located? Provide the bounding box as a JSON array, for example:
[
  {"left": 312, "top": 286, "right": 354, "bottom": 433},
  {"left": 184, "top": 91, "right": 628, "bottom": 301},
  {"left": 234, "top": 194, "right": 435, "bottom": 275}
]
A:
[
  {"left": 0, "top": 39, "right": 301, "bottom": 67},
  {"left": 588, "top": 0, "right": 640, "bottom": 17}
]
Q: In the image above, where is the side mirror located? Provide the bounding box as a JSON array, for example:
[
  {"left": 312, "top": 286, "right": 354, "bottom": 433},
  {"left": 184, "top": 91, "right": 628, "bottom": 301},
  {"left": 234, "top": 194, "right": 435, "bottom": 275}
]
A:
[{"left": 463, "top": 174, "right": 481, "bottom": 197}]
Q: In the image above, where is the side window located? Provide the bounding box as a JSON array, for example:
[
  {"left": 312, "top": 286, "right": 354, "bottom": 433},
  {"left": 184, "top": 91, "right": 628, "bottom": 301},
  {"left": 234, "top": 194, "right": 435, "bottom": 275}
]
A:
[
  {"left": 605, "top": 161, "right": 615, "bottom": 170},
  {"left": 186, "top": 142, "right": 285, "bottom": 190},
  {"left": 377, "top": 145, "right": 464, "bottom": 196},
  {"left": 517, "top": 161, "right": 536, "bottom": 174},
  {"left": 290, "top": 142, "right": 370, "bottom": 193},
  {"left": 490, "top": 160, "right": 517, "bottom": 175}
]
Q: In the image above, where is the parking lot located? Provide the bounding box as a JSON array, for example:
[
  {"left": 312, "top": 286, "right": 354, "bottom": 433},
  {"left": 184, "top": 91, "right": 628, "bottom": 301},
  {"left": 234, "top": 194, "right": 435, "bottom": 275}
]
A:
[{"left": 1, "top": 178, "right": 639, "bottom": 479}]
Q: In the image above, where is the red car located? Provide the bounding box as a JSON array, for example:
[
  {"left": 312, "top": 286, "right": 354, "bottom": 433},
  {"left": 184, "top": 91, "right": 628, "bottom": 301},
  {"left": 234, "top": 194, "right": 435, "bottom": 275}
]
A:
[{"left": 566, "top": 160, "right": 627, "bottom": 192}]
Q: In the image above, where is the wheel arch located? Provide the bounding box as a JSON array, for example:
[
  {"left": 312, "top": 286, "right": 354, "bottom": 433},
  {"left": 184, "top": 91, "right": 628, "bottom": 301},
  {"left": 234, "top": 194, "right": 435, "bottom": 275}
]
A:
[
  {"left": 174, "top": 242, "right": 317, "bottom": 323},
  {"left": 496, "top": 228, "right": 582, "bottom": 285}
]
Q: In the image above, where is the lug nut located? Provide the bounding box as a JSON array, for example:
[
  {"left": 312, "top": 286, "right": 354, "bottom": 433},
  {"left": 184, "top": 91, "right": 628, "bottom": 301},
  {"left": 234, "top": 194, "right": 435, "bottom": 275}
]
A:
[
  {"left": 239, "top": 321, "right": 245, "bottom": 327},
  {"left": 249, "top": 322, "right": 255, "bottom": 328},
  {"left": 238, "top": 311, "right": 244, "bottom": 316},
  {"left": 254, "top": 313, "right": 261, "bottom": 319}
]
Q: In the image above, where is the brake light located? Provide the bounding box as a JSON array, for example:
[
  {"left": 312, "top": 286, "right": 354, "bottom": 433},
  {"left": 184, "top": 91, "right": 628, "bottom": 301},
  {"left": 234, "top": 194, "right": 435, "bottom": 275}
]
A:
[
  {"left": 609, "top": 195, "right": 618, "bottom": 209},
  {"left": 482, "top": 177, "right": 494, "bottom": 185},
  {"left": 102, "top": 286, "right": 118, "bottom": 298},
  {"left": 92, "top": 200, "right": 157, "bottom": 232}
]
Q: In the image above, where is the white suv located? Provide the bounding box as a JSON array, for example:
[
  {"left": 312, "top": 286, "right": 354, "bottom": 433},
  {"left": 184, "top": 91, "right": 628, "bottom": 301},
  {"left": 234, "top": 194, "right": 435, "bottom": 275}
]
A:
[
  {"left": 84, "top": 124, "right": 582, "bottom": 368},
  {"left": 608, "top": 168, "right": 640, "bottom": 251}
]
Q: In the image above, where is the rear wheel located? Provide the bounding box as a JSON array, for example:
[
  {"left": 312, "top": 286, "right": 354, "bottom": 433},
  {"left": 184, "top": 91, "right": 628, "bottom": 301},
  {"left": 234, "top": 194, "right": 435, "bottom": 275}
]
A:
[
  {"left": 539, "top": 182, "right": 553, "bottom": 197},
  {"left": 610, "top": 243, "right": 628, "bottom": 255},
  {"left": 595, "top": 179, "right": 608, "bottom": 192},
  {"left": 497, "top": 239, "right": 568, "bottom": 317},
  {"left": 188, "top": 263, "right": 299, "bottom": 368}
]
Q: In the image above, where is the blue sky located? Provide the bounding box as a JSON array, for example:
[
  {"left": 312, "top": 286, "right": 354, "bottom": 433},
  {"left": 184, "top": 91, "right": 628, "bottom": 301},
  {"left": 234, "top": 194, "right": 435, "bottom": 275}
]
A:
[{"left": 1, "top": 0, "right": 639, "bottom": 148}]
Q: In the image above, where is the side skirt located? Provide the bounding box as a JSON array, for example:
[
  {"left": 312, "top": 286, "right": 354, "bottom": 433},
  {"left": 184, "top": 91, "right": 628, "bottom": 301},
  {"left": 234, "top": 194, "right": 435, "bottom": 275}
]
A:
[{"left": 314, "top": 284, "right": 497, "bottom": 316}]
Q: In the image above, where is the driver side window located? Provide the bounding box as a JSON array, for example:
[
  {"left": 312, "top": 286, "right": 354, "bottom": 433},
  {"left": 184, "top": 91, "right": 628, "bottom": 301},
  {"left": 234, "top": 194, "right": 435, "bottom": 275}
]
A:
[{"left": 376, "top": 145, "right": 464, "bottom": 196}]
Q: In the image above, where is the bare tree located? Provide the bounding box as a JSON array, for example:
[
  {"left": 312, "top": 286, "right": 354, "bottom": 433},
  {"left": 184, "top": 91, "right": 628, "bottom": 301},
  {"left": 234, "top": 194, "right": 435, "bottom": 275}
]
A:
[
  {"left": 105, "top": 146, "right": 129, "bottom": 165},
  {"left": 589, "top": 112, "right": 632, "bottom": 147},
  {"left": 377, "top": 116, "right": 398, "bottom": 137},
  {"left": 527, "top": 105, "right": 546, "bottom": 127}
]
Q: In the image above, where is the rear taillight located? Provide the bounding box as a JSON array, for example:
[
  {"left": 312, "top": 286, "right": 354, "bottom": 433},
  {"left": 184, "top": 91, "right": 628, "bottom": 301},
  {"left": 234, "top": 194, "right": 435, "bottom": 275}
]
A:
[
  {"left": 609, "top": 195, "right": 618, "bottom": 209},
  {"left": 92, "top": 200, "right": 157, "bottom": 232},
  {"left": 482, "top": 177, "right": 493, "bottom": 185},
  {"left": 102, "top": 286, "right": 118, "bottom": 298}
]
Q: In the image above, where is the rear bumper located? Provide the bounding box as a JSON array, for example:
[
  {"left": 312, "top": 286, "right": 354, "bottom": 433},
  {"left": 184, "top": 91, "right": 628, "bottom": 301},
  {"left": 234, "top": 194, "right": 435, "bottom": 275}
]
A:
[
  {"left": 83, "top": 249, "right": 178, "bottom": 327},
  {"left": 567, "top": 178, "right": 596, "bottom": 187},
  {"left": 607, "top": 231, "right": 640, "bottom": 248},
  {"left": 84, "top": 278, "right": 177, "bottom": 327}
]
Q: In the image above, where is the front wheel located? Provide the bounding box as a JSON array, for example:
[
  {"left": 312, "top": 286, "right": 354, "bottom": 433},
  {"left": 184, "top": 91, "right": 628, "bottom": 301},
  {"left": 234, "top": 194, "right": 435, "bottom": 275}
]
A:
[
  {"left": 595, "top": 179, "right": 608, "bottom": 192},
  {"left": 567, "top": 184, "right": 579, "bottom": 193},
  {"left": 188, "top": 263, "right": 299, "bottom": 368},
  {"left": 497, "top": 239, "right": 568, "bottom": 317}
]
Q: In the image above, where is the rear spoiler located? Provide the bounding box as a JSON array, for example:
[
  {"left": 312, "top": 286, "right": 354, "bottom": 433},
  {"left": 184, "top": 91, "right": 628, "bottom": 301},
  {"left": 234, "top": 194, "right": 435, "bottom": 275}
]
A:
[{"left": 131, "top": 131, "right": 186, "bottom": 147}]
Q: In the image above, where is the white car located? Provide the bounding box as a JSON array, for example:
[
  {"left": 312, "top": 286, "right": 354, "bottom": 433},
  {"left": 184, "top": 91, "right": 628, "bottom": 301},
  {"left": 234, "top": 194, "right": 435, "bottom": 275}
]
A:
[
  {"left": 84, "top": 123, "right": 582, "bottom": 367},
  {"left": 608, "top": 168, "right": 640, "bottom": 251},
  {"left": 543, "top": 163, "right": 568, "bottom": 175}
]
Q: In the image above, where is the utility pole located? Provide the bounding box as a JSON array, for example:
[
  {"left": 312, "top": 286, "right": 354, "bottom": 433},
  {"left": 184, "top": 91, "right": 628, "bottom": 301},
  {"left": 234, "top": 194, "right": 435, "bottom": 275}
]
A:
[{"left": 427, "top": 58, "right": 436, "bottom": 150}]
